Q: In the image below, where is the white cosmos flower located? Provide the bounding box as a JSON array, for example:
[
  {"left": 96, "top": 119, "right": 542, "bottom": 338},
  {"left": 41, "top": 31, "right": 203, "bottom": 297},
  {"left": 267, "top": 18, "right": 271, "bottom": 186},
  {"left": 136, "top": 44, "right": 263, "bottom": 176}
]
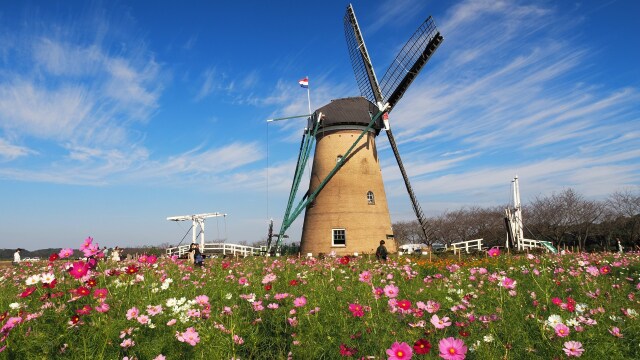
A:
[
  {"left": 546, "top": 314, "right": 563, "bottom": 329},
  {"left": 40, "top": 273, "right": 56, "bottom": 284},
  {"left": 25, "top": 275, "right": 41, "bottom": 286}
]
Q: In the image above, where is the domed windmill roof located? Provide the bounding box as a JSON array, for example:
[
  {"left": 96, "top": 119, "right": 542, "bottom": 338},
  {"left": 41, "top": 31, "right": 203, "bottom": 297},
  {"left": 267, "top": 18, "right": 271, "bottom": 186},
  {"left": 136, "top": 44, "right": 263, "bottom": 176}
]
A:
[{"left": 311, "top": 97, "right": 384, "bottom": 134}]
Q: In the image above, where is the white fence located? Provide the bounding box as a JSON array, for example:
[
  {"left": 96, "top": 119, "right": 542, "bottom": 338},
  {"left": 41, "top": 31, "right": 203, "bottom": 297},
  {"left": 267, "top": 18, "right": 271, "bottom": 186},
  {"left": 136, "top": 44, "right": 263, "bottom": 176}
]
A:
[
  {"left": 519, "top": 239, "right": 557, "bottom": 253},
  {"left": 448, "top": 238, "right": 484, "bottom": 254},
  {"left": 166, "top": 243, "right": 263, "bottom": 258}
]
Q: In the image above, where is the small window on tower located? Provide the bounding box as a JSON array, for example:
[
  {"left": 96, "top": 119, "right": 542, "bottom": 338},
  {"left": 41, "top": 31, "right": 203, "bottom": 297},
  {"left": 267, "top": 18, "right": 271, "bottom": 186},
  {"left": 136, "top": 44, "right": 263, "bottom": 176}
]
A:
[
  {"left": 367, "top": 191, "right": 375, "bottom": 205},
  {"left": 332, "top": 229, "right": 346, "bottom": 246}
]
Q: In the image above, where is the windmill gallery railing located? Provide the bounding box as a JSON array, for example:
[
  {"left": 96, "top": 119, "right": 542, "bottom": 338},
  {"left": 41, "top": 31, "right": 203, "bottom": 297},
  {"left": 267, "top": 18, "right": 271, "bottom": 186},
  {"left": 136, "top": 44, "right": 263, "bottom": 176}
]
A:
[{"left": 166, "top": 243, "right": 262, "bottom": 258}]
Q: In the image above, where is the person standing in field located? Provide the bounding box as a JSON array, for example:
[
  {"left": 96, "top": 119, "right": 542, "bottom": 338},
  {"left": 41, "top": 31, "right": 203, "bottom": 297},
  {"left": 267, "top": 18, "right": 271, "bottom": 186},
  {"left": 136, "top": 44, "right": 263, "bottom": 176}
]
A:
[
  {"left": 188, "top": 243, "right": 204, "bottom": 267},
  {"left": 617, "top": 238, "right": 623, "bottom": 253},
  {"left": 13, "top": 248, "right": 21, "bottom": 266},
  {"left": 111, "top": 246, "right": 121, "bottom": 262},
  {"left": 376, "top": 240, "right": 388, "bottom": 262}
]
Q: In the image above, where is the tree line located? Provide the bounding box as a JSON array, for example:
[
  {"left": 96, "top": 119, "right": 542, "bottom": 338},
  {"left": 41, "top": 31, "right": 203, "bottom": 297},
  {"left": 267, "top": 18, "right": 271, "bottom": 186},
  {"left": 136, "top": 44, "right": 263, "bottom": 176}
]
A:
[{"left": 392, "top": 188, "right": 640, "bottom": 252}]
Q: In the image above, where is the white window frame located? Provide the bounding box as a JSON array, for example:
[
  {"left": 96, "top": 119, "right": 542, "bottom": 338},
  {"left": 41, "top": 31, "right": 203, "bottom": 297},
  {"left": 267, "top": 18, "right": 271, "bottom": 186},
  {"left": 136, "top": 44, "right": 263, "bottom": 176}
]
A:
[
  {"left": 332, "top": 228, "right": 346, "bottom": 247},
  {"left": 367, "top": 191, "right": 375, "bottom": 205}
]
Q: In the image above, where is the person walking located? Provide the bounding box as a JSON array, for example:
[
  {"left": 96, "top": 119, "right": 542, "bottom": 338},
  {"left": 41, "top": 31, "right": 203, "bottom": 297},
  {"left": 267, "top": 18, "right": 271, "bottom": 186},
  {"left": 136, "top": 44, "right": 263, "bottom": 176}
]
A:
[
  {"left": 13, "top": 248, "right": 21, "bottom": 266},
  {"left": 376, "top": 240, "right": 388, "bottom": 262}
]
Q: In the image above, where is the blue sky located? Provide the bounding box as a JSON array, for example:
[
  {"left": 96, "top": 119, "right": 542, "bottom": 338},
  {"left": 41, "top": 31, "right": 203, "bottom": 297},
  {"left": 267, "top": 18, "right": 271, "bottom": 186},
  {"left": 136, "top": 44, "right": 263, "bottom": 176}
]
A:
[{"left": 0, "top": 0, "right": 638, "bottom": 250}]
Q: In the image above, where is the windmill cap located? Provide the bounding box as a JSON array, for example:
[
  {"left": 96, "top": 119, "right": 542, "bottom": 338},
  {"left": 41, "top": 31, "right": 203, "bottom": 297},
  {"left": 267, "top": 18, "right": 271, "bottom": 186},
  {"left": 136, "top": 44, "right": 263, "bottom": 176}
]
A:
[{"left": 312, "top": 97, "right": 384, "bottom": 133}]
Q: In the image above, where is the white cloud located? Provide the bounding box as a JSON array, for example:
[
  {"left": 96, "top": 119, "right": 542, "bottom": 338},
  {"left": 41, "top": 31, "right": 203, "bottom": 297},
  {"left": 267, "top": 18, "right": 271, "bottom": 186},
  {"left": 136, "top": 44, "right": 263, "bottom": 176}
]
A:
[{"left": 0, "top": 138, "right": 35, "bottom": 161}]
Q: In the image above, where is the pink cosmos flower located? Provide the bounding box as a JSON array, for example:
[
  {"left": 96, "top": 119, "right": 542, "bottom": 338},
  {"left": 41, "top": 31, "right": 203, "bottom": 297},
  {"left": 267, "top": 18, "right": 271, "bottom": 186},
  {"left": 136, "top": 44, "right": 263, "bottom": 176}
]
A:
[
  {"left": 500, "top": 277, "right": 516, "bottom": 289},
  {"left": 233, "top": 334, "right": 244, "bottom": 345},
  {"left": 80, "top": 236, "right": 94, "bottom": 250},
  {"left": 563, "top": 341, "right": 584, "bottom": 357},
  {"left": 166, "top": 319, "right": 177, "bottom": 326},
  {"left": 609, "top": 327, "right": 623, "bottom": 338},
  {"left": 176, "top": 327, "right": 200, "bottom": 346},
  {"left": 425, "top": 300, "right": 441, "bottom": 314},
  {"left": 137, "top": 315, "right": 150, "bottom": 325},
  {"left": 386, "top": 341, "right": 413, "bottom": 360},
  {"left": 146, "top": 255, "right": 158, "bottom": 264},
  {"left": 373, "top": 287, "right": 384, "bottom": 299},
  {"left": 95, "top": 302, "right": 110, "bottom": 313},
  {"left": 120, "top": 338, "right": 135, "bottom": 348},
  {"left": 153, "top": 355, "right": 166, "bottom": 360},
  {"left": 438, "top": 337, "right": 467, "bottom": 360},
  {"left": 82, "top": 243, "right": 100, "bottom": 258},
  {"left": 126, "top": 307, "right": 140, "bottom": 320},
  {"left": 431, "top": 314, "right": 452, "bottom": 329},
  {"left": 58, "top": 248, "right": 74, "bottom": 259},
  {"left": 293, "top": 296, "right": 307, "bottom": 308},
  {"left": 194, "top": 295, "right": 209, "bottom": 306},
  {"left": 585, "top": 266, "right": 599, "bottom": 276},
  {"left": 555, "top": 323, "right": 570, "bottom": 337},
  {"left": 383, "top": 284, "right": 399, "bottom": 298},
  {"left": 1, "top": 317, "right": 23, "bottom": 333},
  {"left": 262, "top": 273, "right": 277, "bottom": 284},
  {"left": 358, "top": 270, "right": 372, "bottom": 284},
  {"left": 147, "top": 305, "right": 163, "bottom": 316}
]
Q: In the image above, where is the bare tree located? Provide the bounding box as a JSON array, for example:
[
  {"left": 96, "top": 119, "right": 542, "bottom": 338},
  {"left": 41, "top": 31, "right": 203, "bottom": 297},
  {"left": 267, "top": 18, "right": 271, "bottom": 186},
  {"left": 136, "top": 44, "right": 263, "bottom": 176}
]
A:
[
  {"left": 607, "top": 189, "right": 640, "bottom": 248},
  {"left": 392, "top": 220, "right": 426, "bottom": 246}
]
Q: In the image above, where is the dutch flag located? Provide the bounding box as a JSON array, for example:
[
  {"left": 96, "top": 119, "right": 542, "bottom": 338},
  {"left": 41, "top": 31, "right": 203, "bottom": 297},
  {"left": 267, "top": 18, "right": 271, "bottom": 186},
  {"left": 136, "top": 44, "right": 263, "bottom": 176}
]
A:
[{"left": 298, "top": 77, "right": 309, "bottom": 88}]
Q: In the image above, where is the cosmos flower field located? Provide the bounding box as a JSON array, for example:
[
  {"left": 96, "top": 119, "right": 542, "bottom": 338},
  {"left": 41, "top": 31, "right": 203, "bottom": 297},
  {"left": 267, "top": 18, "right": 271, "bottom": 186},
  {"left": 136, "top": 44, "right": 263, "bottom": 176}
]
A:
[{"left": 1, "top": 238, "right": 639, "bottom": 359}]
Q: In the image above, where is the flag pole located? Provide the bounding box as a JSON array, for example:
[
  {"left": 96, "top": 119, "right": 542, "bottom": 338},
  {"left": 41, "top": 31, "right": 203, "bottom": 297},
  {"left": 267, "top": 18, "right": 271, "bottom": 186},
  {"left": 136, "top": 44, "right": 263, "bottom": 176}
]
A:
[{"left": 306, "top": 75, "right": 312, "bottom": 115}]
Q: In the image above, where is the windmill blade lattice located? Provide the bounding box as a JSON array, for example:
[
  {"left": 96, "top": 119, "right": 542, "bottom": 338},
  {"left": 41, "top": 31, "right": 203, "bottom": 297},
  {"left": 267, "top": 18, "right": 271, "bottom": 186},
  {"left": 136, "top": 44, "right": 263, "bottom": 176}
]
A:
[
  {"left": 344, "top": 4, "right": 384, "bottom": 106},
  {"left": 380, "top": 17, "right": 443, "bottom": 112}
]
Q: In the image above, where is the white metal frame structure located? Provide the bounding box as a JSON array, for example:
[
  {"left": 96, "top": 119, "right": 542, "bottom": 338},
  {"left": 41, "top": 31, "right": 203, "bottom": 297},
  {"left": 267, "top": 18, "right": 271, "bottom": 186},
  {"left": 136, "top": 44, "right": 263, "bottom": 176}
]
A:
[
  {"left": 167, "top": 212, "right": 226, "bottom": 250},
  {"left": 505, "top": 176, "right": 557, "bottom": 253}
]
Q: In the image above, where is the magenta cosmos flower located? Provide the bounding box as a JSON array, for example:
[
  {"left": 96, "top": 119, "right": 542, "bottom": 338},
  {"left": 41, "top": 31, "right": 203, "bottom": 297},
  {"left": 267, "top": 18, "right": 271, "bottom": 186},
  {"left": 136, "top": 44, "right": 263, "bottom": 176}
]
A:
[
  {"left": 68, "top": 261, "right": 90, "bottom": 279},
  {"left": 487, "top": 247, "right": 500, "bottom": 257},
  {"left": 386, "top": 341, "right": 413, "bottom": 360},
  {"left": 438, "top": 337, "right": 467, "bottom": 360},
  {"left": 349, "top": 303, "right": 364, "bottom": 317},
  {"left": 563, "top": 341, "right": 584, "bottom": 357}
]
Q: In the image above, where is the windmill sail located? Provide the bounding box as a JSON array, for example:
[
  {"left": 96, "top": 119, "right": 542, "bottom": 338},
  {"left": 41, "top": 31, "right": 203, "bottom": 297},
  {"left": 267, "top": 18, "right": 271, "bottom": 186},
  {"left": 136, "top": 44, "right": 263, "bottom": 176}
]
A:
[
  {"left": 344, "top": 4, "right": 384, "bottom": 107},
  {"left": 380, "top": 17, "right": 443, "bottom": 111}
]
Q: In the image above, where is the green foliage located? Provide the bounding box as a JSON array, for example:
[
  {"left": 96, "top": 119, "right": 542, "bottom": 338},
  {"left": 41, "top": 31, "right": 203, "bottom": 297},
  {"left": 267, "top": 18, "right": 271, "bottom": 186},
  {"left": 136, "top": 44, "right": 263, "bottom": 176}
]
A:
[{"left": 0, "top": 250, "right": 639, "bottom": 359}]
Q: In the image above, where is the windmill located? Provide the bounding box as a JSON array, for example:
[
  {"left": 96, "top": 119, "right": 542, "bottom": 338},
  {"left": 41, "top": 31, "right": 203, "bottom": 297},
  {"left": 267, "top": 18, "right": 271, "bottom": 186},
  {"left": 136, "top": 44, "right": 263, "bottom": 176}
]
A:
[{"left": 268, "top": 4, "right": 443, "bottom": 256}]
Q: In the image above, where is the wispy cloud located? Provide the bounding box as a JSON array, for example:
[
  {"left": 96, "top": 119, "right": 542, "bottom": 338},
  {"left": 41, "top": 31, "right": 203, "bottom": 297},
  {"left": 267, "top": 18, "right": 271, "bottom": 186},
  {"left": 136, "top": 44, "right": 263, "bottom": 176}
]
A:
[
  {"left": 0, "top": 138, "right": 35, "bottom": 161},
  {"left": 375, "top": 0, "right": 639, "bottom": 214}
]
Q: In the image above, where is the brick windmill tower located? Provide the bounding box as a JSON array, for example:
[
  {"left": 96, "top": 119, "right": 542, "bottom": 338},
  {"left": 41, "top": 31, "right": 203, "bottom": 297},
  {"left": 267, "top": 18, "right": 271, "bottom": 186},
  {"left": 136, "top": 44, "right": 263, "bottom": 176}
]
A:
[{"left": 269, "top": 4, "right": 443, "bottom": 256}]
